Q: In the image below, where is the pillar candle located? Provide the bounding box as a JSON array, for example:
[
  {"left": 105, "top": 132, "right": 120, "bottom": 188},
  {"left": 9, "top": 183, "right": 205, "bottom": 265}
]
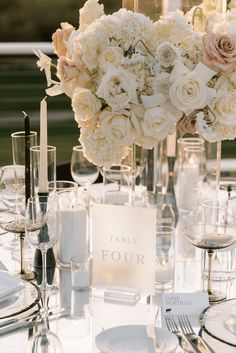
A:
[
  {"left": 167, "top": 131, "right": 176, "bottom": 157},
  {"left": 59, "top": 206, "right": 87, "bottom": 264},
  {"left": 38, "top": 97, "right": 48, "bottom": 193}
]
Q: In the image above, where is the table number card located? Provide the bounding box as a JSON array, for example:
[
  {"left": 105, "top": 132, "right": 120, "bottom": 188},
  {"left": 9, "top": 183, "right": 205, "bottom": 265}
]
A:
[{"left": 92, "top": 203, "right": 156, "bottom": 295}]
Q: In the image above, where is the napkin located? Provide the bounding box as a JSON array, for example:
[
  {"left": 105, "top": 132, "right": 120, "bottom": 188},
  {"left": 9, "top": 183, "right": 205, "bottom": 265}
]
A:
[{"left": 0, "top": 271, "right": 24, "bottom": 302}]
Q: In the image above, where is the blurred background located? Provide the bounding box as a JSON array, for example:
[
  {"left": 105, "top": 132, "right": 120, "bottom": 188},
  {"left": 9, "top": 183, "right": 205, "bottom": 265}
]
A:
[{"left": 0, "top": 0, "right": 235, "bottom": 173}]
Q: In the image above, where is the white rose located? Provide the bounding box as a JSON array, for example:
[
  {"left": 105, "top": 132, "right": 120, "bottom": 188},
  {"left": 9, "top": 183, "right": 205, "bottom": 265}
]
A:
[
  {"left": 99, "top": 109, "right": 139, "bottom": 147},
  {"left": 142, "top": 104, "right": 177, "bottom": 140},
  {"left": 97, "top": 68, "right": 138, "bottom": 111},
  {"left": 98, "top": 47, "right": 123, "bottom": 71},
  {"left": 156, "top": 42, "right": 180, "bottom": 67},
  {"left": 72, "top": 87, "right": 101, "bottom": 122},
  {"left": 210, "top": 89, "right": 236, "bottom": 126},
  {"left": 79, "top": 0, "right": 104, "bottom": 32},
  {"left": 79, "top": 127, "right": 129, "bottom": 167},
  {"left": 169, "top": 63, "right": 216, "bottom": 115}
]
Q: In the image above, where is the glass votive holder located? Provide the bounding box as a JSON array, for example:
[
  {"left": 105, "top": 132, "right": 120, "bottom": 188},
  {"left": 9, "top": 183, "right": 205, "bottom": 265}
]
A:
[
  {"left": 48, "top": 180, "right": 78, "bottom": 194},
  {"left": 103, "top": 165, "right": 132, "bottom": 205},
  {"left": 155, "top": 226, "right": 175, "bottom": 291},
  {"left": 71, "top": 256, "right": 92, "bottom": 290},
  {"left": 30, "top": 145, "right": 56, "bottom": 194}
]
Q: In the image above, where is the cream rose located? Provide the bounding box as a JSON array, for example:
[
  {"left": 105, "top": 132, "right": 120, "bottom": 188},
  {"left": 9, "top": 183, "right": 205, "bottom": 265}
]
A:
[
  {"left": 52, "top": 22, "right": 74, "bottom": 57},
  {"left": 203, "top": 33, "right": 236, "bottom": 74},
  {"left": 210, "top": 89, "right": 236, "bottom": 126},
  {"left": 156, "top": 42, "right": 180, "bottom": 68},
  {"left": 99, "top": 109, "right": 139, "bottom": 147},
  {"left": 57, "top": 57, "right": 90, "bottom": 97},
  {"left": 169, "top": 63, "right": 216, "bottom": 115},
  {"left": 96, "top": 68, "right": 138, "bottom": 111},
  {"left": 98, "top": 47, "right": 123, "bottom": 71},
  {"left": 72, "top": 87, "right": 101, "bottom": 122}
]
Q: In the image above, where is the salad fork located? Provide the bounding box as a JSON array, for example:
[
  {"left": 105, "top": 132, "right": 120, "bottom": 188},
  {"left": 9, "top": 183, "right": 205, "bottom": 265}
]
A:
[
  {"left": 178, "top": 315, "right": 215, "bottom": 353},
  {"left": 164, "top": 315, "right": 198, "bottom": 353}
]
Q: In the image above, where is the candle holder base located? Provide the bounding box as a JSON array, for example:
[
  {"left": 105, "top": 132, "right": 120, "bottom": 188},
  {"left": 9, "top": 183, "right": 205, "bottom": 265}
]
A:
[{"left": 13, "top": 270, "right": 37, "bottom": 282}]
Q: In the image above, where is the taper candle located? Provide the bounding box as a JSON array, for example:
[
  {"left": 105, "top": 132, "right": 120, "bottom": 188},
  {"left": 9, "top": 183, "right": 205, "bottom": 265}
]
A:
[
  {"left": 38, "top": 97, "right": 48, "bottom": 193},
  {"left": 23, "top": 111, "right": 31, "bottom": 205}
]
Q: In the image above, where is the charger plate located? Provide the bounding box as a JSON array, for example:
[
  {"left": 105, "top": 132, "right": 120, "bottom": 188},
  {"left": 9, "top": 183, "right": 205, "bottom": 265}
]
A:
[
  {"left": 200, "top": 298, "right": 236, "bottom": 347},
  {"left": 0, "top": 281, "right": 40, "bottom": 320}
]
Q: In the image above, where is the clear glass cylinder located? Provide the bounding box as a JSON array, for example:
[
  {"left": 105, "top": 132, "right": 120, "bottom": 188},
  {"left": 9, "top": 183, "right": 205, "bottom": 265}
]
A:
[
  {"left": 57, "top": 189, "right": 88, "bottom": 267},
  {"left": 103, "top": 165, "right": 132, "bottom": 205},
  {"left": 155, "top": 225, "right": 175, "bottom": 290},
  {"left": 30, "top": 145, "right": 56, "bottom": 195},
  {"left": 11, "top": 131, "right": 37, "bottom": 166}
]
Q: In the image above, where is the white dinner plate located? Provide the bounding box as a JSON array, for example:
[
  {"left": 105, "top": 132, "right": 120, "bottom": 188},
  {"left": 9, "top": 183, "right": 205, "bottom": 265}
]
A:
[
  {"left": 95, "top": 325, "right": 179, "bottom": 353},
  {"left": 200, "top": 298, "right": 236, "bottom": 347}
]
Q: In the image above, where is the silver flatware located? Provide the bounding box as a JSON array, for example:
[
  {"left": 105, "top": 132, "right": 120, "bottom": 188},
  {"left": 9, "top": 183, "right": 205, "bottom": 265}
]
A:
[
  {"left": 178, "top": 315, "right": 215, "bottom": 353},
  {"left": 0, "top": 308, "right": 68, "bottom": 336},
  {"left": 164, "top": 315, "right": 199, "bottom": 353},
  {"left": 146, "top": 324, "right": 161, "bottom": 353}
]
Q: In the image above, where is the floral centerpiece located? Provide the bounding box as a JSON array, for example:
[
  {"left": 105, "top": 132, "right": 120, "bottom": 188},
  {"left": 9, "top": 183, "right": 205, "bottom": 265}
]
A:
[{"left": 36, "top": 0, "right": 236, "bottom": 167}]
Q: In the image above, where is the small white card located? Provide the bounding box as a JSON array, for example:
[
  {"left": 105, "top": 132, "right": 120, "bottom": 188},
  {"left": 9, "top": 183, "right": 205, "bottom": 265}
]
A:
[
  {"left": 162, "top": 292, "right": 209, "bottom": 316},
  {"left": 92, "top": 203, "right": 156, "bottom": 295}
]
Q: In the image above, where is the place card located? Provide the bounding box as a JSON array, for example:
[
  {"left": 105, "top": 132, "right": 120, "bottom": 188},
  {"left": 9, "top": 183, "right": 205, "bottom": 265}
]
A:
[
  {"left": 92, "top": 203, "right": 156, "bottom": 295},
  {"left": 162, "top": 292, "right": 209, "bottom": 316}
]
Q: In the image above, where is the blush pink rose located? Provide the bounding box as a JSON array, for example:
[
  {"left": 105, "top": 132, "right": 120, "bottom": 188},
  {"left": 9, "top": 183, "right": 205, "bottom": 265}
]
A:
[
  {"left": 203, "top": 33, "right": 236, "bottom": 74},
  {"left": 52, "top": 22, "right": 74, "bottom": 57}
]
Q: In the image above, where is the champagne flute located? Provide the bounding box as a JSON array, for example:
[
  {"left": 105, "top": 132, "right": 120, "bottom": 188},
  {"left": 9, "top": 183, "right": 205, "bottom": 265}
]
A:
[
  {"left": 184, "top": 200, "right": 236, "bottom": 303},
  {"left": 25, "top": 194, "right": 60, "bottom": 291}
]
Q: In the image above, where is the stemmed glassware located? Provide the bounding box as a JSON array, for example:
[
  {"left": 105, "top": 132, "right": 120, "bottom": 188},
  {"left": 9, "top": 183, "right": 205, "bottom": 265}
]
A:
[
  {"left": 25, "top": 194, "right": 60, "bottom": 291},
  {"left": 70, "top": 145, "right": 99, "bottom": 189},
  {"left": 27, "top": 292, "right": 63, "bottom": 353},
  {"left": 184, "top": 199, "right": 236, "bottom": 303},
  {"left": 0, "top": 165, "right": 35, "bottom": 280}
]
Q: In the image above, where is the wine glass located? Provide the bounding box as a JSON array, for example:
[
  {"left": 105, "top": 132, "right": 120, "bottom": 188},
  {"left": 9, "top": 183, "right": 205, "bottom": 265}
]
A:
[
  {"left": 27, "top": 292, "right": 63, "bottom": 353},
  {"left": 0, "top": 165, "right": 36, "bottom": 280},
  {"left": 25, "top": 194, "right": 60, "bottom": 291},
  {"left": 71, "top": 145, "right": 99, "bottom": 187},
  {"left": 184, "top": 200, "right": 236, "bottom": 303},
  {"left": 70, "top": 145, "right": 99, "bottom": 204}
]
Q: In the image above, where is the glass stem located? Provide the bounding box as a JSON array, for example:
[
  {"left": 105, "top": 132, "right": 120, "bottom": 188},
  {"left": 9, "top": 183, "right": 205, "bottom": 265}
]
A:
[
  {"left": 207, "top": 249, "right": 214, "bottom": 295},
  {"left": 19, "top": 232, "right": 25, "bottom": 274},
  {"left": 41, "top": 249, "right": 48, "bottom": 291}
]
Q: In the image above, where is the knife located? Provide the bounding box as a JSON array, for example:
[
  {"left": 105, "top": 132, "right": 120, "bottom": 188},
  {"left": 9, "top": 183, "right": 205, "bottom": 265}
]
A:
[{"left": 146, "top": 325, "right": 162, "bottom": 353}]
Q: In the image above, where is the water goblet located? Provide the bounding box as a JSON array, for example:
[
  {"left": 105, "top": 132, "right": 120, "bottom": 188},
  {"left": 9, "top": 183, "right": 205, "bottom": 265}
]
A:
[
  {"left": 25, "top": 194, "right": 60, "bottom": 291},
  {"left": 184, "top": 200, "right": 236, "bottom": 303}
]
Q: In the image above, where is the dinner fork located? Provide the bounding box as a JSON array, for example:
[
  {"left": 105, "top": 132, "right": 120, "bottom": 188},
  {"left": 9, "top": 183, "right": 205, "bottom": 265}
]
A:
[
  {"left": 178, "top": 315, "right": 215, "bottom": 353},
  {"left": 164, "top": 315, "right": 198, "bottom": 353}
]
